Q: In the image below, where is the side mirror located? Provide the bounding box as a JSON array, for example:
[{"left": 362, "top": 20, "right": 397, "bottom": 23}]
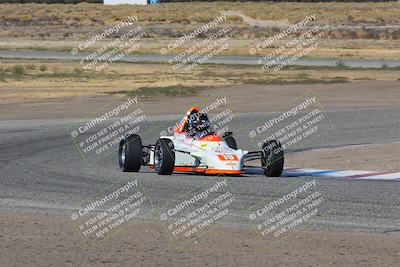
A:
[{"left": 222, "top": 131, "right": 233, "bottom": 137}]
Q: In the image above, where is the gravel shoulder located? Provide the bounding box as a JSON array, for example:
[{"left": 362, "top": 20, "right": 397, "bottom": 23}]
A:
[{"left": 1, "top": 213, "right": 399, "bottom": 267}]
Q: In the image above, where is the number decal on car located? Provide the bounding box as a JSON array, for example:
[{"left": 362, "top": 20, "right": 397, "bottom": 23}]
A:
[{"left": 218, "top": 154, "right": 239, "bottom": 161}]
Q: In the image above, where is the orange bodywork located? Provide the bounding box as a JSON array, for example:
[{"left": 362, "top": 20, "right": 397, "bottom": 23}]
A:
[
  {"left": 174, "top": 106, "right": 201, "bottom": 133},
  {"left": 199, "top": 134, "right": 223, "bottom": 142},
  {"left": 204, "top": 169, "right": 242, "bottom": 175}
]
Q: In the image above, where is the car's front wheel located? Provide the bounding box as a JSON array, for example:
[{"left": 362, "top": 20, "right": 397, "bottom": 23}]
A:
[
  {"left": 261, "top": 140, "right": 284, "bottom": 177},
  {"left": 154, "top": 138, "right": 175, "bottom": 175},
  {"left": 118, "top": 134, "right": 142, "bottom": 172}
]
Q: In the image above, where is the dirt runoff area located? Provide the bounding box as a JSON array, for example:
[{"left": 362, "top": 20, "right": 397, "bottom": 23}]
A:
[{"left": 0, "top": 212, "right": 399, "bottom": 267}]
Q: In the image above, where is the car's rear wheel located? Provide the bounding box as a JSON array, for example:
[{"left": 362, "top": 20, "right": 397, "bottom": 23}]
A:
[
  {"left": 154, "top": 138, "right": 175, "bottom": 175},
  {"left": 118, "top": 134, "right": 142, "bottom": 172},
  {"left": 261, "top": 140, "right": 284, "bottom": 177},
  {"left": 223, "top": 135, "right": 237, "bottom": 150}
]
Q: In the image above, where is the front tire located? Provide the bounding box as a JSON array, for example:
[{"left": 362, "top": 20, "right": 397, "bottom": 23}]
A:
[
  {"left": 261, "top": 140, "right": 284, "bottom": 177},
  {"left": 154, "top": 138, "right": 175, "bottom": 175},
  {"left": 118, "top": 134, "right": 142, "bottom": 172}
]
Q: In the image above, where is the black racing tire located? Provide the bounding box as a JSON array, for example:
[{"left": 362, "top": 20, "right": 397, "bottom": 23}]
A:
[
  {"left": 223, "top": 135, "right": 237, "bottom": 150},
  {"left": 118, "top": 134, "right": 142, "bottom": 172},
  {"left": 154, "top": 138, "right": 175, "bottom": 175},
  {"left": 261, "top": 140, "right": 284, "bottom": 177}
]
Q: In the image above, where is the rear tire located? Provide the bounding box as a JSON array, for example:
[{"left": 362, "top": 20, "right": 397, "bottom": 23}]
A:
[
  {"left": 261, "top": 140, "right": 284, "bottom": 177},
  {"left": 223, "top": 135, "right": 237, "bottom": 150},
  {"left": 118, "top": 134, "right": 142, "bottom": 172},
  {"left": 154, "top": 138, "right": 175, "bottom": 175}
]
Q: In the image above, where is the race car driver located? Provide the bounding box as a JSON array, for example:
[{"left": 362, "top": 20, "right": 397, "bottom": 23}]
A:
[{"left": 186, "top": 111, "right": 213, "bottom": 139}]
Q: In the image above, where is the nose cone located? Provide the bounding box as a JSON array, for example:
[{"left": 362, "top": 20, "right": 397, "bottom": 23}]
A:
[{"left": 203, "top": 149, "right": 245, "bottom": 173}]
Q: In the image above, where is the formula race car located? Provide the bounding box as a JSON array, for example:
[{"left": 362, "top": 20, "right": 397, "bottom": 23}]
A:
[{"left": 118, "top": 107, "right": 284, "bottom": 176}]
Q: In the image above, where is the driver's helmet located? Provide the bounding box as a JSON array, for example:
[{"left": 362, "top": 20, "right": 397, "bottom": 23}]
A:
[{"left": 187, "top": 111, "right": 212, "bottom": 138}]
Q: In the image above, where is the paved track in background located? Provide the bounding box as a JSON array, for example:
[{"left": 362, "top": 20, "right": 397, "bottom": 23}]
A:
[
  {"left": 1, "top": 50, "right": 400, "bottom": 68},
  {"left": 0, "top": 109, "right": 399, "bottom": 234}
]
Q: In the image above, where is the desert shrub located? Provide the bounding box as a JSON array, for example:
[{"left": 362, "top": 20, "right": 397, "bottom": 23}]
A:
[
  {"left": 336, "top": 60, "right": 346, "bottom": 68},
  {"left": 0, "top": 68, "right": 5, "bottom": 82},
  {"left": 12, "top": 65, "right": 25, "bottom": 76},
  {"left": 73, "top": 67, "right": 84, "bottom": 75},
  {"left": 39, "top": 64, "right": 47, "bottom": 71}
]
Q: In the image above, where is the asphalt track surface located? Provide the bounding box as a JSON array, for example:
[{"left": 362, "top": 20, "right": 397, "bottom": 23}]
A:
[
  {"left": 1, "top": 50, "right": 400, "bottom": 68},
  {"left": 1, "top": 109, "right": 399, "bottom": 234}
]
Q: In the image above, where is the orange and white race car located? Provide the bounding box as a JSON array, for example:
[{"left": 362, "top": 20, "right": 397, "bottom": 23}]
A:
[{"left": 118, "top": 107, "right": 284, "bottom": 176}]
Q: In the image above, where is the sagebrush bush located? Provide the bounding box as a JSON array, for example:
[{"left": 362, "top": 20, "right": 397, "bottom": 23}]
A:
[
  {"left": 39, "top": 64, "right": 48, "bottom": 72},
  {"left": 12, "top": 65, "right": 25, "bottom": 76}
]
